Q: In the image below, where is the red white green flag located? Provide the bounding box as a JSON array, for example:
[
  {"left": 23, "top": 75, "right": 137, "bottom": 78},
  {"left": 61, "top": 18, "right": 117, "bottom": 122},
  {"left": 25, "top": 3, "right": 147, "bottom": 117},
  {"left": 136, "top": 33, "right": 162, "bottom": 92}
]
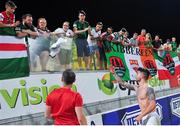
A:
[
  {"left": 0, "top": 35, "right": 30, "bottom": 80},
  {"left": 105, "top": 43, "right": 157, "bottom": 81}
]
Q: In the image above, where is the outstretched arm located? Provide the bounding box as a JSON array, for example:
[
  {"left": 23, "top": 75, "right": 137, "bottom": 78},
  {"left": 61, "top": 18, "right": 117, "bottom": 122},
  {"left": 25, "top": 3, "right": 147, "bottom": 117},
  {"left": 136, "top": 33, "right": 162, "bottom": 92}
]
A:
[{"left": 113, "top": 73, "right": 135, "bottom": 91}]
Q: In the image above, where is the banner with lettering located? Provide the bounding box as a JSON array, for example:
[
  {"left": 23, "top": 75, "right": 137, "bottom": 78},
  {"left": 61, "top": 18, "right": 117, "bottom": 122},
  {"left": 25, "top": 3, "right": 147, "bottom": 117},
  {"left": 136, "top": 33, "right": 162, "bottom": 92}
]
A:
[
  {"left": 105, "top": 42, "right": 180, "bottom": 81},
  {"left": 105, "top": 43, "right": 157, "bottom": 81}
]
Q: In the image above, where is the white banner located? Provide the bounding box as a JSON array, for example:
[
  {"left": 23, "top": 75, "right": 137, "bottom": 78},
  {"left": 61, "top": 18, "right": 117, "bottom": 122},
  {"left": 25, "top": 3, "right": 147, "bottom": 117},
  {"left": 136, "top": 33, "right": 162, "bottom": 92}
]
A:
[{"left": 0, "top": 72, "right": 170, "bottom": 120}]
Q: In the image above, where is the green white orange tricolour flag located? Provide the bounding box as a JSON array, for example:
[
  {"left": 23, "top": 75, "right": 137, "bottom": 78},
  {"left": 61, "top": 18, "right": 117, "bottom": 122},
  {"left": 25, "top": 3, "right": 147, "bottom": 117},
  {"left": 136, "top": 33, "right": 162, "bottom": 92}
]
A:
[
  {"left": 105, "top": 43, "right": 157, "bottom": 81},
  {"left": 0, "top": 35, "right": 29, "bottom": 80}
]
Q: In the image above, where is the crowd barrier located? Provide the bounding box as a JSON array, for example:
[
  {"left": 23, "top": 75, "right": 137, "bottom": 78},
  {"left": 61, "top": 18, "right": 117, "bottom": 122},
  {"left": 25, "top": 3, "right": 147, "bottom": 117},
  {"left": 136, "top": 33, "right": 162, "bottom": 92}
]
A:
[{"left": 0, "top": 71, "right": 172, "bottom": 120}]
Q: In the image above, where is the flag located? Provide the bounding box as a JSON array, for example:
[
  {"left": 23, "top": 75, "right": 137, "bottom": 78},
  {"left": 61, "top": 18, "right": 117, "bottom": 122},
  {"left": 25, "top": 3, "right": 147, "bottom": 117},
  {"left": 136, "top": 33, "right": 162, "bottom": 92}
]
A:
[
  {"left": 0, "top": 35, "right": 30, "bottom": 80},
  {"left": 154, "top": 51, "right": 180, "bottom": 80},
  {"left": 105, "top": 43, "right": 157, "bottom": 81}
]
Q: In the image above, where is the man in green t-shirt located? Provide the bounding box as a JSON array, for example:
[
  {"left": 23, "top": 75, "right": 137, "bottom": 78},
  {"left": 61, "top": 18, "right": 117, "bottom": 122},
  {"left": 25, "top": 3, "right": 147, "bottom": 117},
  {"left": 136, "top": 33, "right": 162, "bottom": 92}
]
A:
[
  {"left": 171, "top": 37, "right": 177, "bottom": 51},
  {"left": 73, "top": 10, "right": 91, "bottom": 70}
]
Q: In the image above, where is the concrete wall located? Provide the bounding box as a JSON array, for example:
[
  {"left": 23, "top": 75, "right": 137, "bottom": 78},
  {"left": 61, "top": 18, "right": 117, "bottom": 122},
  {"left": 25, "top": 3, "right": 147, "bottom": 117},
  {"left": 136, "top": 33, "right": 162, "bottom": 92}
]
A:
[{"left": 0, "top": 87, "right": 180, "bottom": 125}]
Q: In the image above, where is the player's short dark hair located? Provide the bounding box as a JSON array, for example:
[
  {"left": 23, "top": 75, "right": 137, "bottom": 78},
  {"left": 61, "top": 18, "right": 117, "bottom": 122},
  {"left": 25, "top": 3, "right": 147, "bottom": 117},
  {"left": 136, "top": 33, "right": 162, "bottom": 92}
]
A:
[
  {"left": 137, "top": 67, "right": 150, "bottom": 80},
  {"left": 79, "top": 10, "right": 86, "bottom": 16},
  {"left": 22, "top": 14, "right": 32, "bottom": 19},
  {"left": 62, "top": 69, "right": 76, "bottom": 85},
  {"left": 6, "top": 0, "right": 17, "bottom": 8}
]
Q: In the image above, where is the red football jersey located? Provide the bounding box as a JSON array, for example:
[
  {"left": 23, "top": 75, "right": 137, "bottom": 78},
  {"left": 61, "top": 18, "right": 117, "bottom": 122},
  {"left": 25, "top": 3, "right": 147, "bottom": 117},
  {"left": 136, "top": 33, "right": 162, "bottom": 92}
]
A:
[{"left": 46, "top": 87, "right": 83, "bottom": 125}]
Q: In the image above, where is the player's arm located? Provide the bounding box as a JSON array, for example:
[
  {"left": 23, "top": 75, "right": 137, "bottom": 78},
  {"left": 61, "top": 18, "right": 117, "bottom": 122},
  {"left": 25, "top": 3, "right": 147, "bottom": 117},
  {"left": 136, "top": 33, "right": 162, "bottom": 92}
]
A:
[
  {"left": 44, "top": 105, "right": 52, "bottom": 119},
  {"left": 75, "top": 107, "right": 87, "bottom": 125},
  {"left": 136, "top": 88, "right": 156, "bottom": 122},
  {"left": 75, "top": 93, "right": 87, "bottom": 125},
  {"left": 113, "top": 73, "right": 135, "bottom": 90}
]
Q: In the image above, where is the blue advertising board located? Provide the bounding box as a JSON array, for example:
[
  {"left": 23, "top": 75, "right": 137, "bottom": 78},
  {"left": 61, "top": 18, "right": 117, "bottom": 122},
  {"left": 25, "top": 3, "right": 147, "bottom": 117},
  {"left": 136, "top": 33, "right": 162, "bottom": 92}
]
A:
[{"left": 102, "top": 93, "right": 180, "bottom": 125}]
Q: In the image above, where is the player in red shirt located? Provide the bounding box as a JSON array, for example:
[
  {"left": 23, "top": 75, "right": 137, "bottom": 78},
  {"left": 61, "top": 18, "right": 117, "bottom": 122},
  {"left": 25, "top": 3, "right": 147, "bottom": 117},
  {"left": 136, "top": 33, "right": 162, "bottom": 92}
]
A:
[
  {"left": 137, "top": 29, "right": 146, "bottom": 48},
  {"left": 45, "top": 69, "right": 87, "bottom": 125},
  {"left": 0, "top": 1, "right": 20, "bottom": 27}
]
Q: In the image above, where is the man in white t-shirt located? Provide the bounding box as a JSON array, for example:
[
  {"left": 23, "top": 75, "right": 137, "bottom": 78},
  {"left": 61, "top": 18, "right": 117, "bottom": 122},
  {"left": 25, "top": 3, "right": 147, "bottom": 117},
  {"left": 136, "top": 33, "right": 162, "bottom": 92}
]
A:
[
  {"left": 87, "top": 22, "right": 103, "bottom": 70},
  {"left": 50, "top": 21, "right": 74, "bottom": 70}
]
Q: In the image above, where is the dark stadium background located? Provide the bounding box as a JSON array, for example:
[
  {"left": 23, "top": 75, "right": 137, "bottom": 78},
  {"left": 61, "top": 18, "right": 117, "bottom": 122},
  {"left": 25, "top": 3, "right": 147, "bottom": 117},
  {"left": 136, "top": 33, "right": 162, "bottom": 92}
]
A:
[{"left": 0, "top": 0, "right": 180, "bottom": 44}]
